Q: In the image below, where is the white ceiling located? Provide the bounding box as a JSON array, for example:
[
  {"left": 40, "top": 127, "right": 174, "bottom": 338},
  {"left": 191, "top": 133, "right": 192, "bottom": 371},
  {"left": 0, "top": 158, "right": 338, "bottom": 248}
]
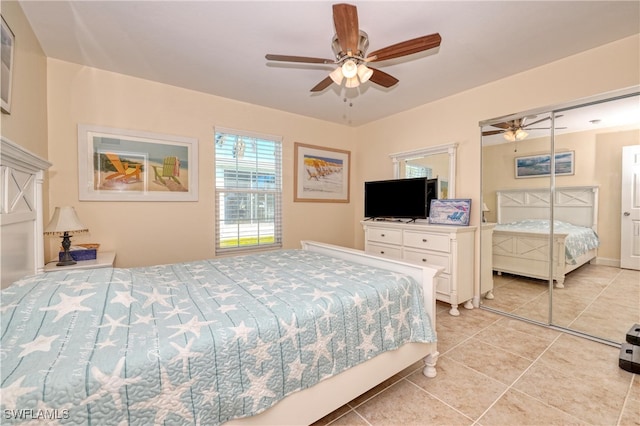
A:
[{"left": 19, "top": 1, "right": 640, "bottom": 126}]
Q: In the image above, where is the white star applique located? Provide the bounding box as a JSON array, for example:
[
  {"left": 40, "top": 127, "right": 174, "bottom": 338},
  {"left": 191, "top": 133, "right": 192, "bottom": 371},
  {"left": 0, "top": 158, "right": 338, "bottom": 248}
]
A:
[
  {"left": 82, "top": 357, "right": 141, "bottom": 411},
  {"left": 111, "top": 290, "right": 137, "bottom": 307},
  {"left": 217, "top": 304, "right": 237, "bottom": 314},
  {"left": 302, "top": 324, "right": 336, "bottom": 368},
  {"left": 159, "top": 305, "right": 190, "bottom": 319},
  {"left": 39, "top": 292, "right": 96, "bottom": 322},
  {"left": 0, "top": 376, "right": 37, "bottom": 409},
  {"left": 383, "top": 323, "right": 395, "bottom": 342},
  {"left": 96, "top": 337, "right": 118, "bottom": 349},
  {"left": 247, "top": 337, "right": 273, "bottom": 368},
  {"left": 378, "top": 290, "right": 394, "bottom": 312},
  {"left": 98, "top": 315, "right": 130, "bottom": 336},
  {"left": 230, "top": 321, "right": 254, "bottom": 345},
  {"left": 169, "top": 338, "right": 203, "bottom": 375},
  {"left": 351, "top": 293, "right": 365, "bottom": 309},
  {"left": 286, "top": 356, "right": 307, "bottom": 382},
  {"left": 130, "top": 367, "right": 195, "bottom": 424},
  {"left": 356, "top": 329, "right": 378, "bottom": 357},
  {"left": 201, "top": 386, "right": 219, "bottom": 406},
  {"left": 136, "top": 287, "right": 173, "bottom": 308},
  {"left": 133, "top": 313, "right": 154, "bottom": 325},
  {"left": 18, "top": 334, "right": 59, "bottom": 358},
  {"left": 278, "top": 314, "right": 306, "bottom": 348},
  {"left": 208, "top": 289, "right": 239, "bottom": 301},
  {"left": 0, "top": 303, "right": 18, "bottom": 314},
  {"left": 306, "top": 288, "right": 333, "bottom": 303},
  {"left": 70, "top": 281, "right": 96, "bottom": 292},
  {"left": 317, "top": 304, "right": 337, "bottom": 325},
  {"left": 167, "top": 315, "right": 214, "bottom": 339},
  {"left": 392, "top": 304, "right": 411, "bottom": 333},
  {"left": 237, "top": 369, "right": 276, "bottom": 413}
]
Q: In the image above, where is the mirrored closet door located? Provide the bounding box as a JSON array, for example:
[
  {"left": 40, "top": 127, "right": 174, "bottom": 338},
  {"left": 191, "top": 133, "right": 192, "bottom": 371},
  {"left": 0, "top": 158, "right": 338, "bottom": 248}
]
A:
[{"left": 480, "top": 89, "right": 640, "bottom": 345}]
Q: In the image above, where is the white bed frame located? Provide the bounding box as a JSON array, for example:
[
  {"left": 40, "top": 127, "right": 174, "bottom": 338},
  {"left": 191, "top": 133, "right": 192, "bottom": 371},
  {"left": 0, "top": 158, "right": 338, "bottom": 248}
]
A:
[
  {"left": 492, "top": 186, "right": 599, "bottom": 288},
  {"left": 0, "top": 136, "right": 51, "bottom": 289},
  {"left": 0, "top": 140, "right": 440, "bottom": 425}
]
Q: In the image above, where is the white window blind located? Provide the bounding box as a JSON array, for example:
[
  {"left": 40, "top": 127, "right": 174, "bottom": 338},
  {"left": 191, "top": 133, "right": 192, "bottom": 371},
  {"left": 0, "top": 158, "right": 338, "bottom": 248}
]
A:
[
  {"left": 214, "top": 128, "right": 282, "bottom": 254},
  {"left": 405, "top": 163, "right": 432, "bottom": 178}
]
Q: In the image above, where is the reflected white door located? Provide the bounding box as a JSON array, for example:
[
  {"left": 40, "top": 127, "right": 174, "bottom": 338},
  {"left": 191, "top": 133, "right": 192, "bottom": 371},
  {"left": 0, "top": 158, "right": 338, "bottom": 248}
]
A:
[{"left": 621, "top": 145, "right": 640, "bottom": 270}]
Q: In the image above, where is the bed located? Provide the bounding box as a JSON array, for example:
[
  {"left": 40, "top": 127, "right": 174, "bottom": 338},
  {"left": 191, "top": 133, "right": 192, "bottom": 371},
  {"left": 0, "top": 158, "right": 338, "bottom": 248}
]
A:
[
  {"left": 492, "top": 186, "right": 600, "bottom": 288},
  {"left": 0, "top": 139, "right": 440, "bottom": 425}
]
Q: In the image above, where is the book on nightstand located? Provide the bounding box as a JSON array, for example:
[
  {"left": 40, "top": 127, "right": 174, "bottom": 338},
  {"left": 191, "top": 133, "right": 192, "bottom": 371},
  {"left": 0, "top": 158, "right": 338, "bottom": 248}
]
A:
[{"left": 58, "top": 243, "right": 99, "bottom": 262}]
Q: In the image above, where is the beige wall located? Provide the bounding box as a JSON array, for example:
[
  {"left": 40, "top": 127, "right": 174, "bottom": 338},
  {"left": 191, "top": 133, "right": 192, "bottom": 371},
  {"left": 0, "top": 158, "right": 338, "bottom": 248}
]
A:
[
  {"left": 0, "top": 1, "right": 48, "bottom": 157},
  {"left": 482, "top": 127, "right": 640, "bottom": 262},
  {"left": 46, "top": 59, "right": 358, "bottom": 267}
]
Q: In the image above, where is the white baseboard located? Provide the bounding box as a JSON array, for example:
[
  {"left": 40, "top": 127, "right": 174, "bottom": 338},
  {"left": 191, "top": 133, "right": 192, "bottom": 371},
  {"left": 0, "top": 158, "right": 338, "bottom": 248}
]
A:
[{"left": 591, "top": 257, "right": 620, "bottom": 268}]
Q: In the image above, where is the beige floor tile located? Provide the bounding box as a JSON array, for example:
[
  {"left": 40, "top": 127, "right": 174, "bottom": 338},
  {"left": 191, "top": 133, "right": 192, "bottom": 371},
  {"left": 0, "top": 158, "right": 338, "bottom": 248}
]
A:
[
  {"left": 445, "top": 337, "right": 532, "bottom": 385},
  {"left": 407, "top": 356, "right": 507, "bottom": 420},
  {"left": 354, "top": 379, "right": 473, "bottom": 426},
  {"left": 325, "top": 410, "right": 369, "bottom": 426},
  {"left": 312, "top": 404, "right": 354, "bottom": 426},
  {"left": 514, "top": 361, "right": 625, "bottom": 425},
  {"left": 477, "top": 388, "right": 584, "bottom": 426},
  {"left": 473, "top": 321, "right": 553, "bottom": 360}
]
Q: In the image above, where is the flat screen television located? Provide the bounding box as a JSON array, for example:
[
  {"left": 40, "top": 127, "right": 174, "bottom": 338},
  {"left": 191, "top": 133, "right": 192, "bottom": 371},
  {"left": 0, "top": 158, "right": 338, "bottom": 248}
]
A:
[{"left": 364, "top": 177, "right": 438, "bottom": 220}]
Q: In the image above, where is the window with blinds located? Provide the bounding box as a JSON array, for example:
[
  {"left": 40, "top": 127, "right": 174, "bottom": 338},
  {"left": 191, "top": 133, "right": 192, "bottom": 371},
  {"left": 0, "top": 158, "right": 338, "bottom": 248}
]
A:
[
  {"left": 214, "top": 129, "right": 282, "bottom": 254},
  {"left": 404, "top": 163, "right": 433, "bottom": 178}
]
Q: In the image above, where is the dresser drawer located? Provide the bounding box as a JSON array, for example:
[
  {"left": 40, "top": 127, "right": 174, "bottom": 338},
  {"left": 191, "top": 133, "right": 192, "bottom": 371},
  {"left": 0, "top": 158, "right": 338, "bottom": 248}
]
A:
[
  {"left": 366, "top": 242, "right": 402, "bottom": 259},
  {"left": 403, "top": 248, "right": 450, "bottom": 274},
  {"left": 367, "top": 227, "right": 402, "bottom": 245},
  {"left": 404, "top": 230, "right": 450, "bottom": 253}
]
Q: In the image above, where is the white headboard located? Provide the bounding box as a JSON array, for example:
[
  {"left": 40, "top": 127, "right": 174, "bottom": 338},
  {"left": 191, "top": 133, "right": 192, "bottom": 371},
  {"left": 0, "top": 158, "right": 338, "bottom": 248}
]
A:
[
  {"left": 496, "top": 186, "right": 599, "bottom": 231},
  {"left": 1, "top": 137, "right": 51, "bottom": 288}
]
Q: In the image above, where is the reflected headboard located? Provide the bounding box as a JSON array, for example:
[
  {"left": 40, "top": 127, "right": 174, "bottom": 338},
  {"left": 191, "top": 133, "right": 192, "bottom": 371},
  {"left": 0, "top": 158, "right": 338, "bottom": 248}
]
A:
[
  {"left": 1, "top": 137, "right": 52, "bottom": 288},
  {"left": 496, "top": 186, "right": 599, "bottom": 231}
]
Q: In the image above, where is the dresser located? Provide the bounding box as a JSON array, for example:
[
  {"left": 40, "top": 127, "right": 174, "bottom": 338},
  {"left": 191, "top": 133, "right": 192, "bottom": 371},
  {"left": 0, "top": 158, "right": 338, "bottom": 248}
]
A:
[{"left": 361, "top": 220, "right": 476, "bottom": 316}]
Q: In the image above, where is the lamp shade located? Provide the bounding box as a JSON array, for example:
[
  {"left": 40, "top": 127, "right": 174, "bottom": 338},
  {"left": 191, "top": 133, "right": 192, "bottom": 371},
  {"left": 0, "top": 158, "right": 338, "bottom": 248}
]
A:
[
  {"left": 44, "top": 207, "right": 88, "bottom": 235},
  {"left": 345, "top": 76, "right": 360, "bottom": 88},
  {"left": 329, "top": 67, "right": 344, "bottom": 85},
  {"left": 482, "top": 203, "right": 490, "bottom": 212},
  {"left": 341, "top": 60, "right": 358, "bottom": 79},
  {"left": 357, "top": 64, "right": 373, "bottom": 83}
]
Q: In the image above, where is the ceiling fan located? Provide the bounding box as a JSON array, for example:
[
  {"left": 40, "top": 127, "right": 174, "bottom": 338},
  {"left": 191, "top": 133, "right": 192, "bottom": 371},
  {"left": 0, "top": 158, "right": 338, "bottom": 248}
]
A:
[
  {"left": 265, "top": 3, "right": 441, "bottom": 92},
  {"left": 482, "top": 116, "right": 566, "bottom": 141}
]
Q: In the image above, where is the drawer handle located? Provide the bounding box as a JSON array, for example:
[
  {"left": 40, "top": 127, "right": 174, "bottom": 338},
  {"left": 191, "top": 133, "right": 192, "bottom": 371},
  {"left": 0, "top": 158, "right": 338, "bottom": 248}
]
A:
[
  {"left": 422, "top": 238, "right": 428, "bottom": 243},
  {"left": 422, "top": 258, "right": 427, "bottom": 262},
  {"left": 381, "top": 234, "right": 386, "bottom": 237},
  {"left": 380, "top": 251, "right": 385, "bottom": 254}
]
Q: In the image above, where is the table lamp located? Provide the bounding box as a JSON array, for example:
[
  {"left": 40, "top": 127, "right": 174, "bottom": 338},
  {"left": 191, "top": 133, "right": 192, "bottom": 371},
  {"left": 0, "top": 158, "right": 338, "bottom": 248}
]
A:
[
  {"left": 44, "top": 206, "right": 89, "bottom": 266},
  {"left": 482, "top": 203, "right": 490, "bottom": 223}
]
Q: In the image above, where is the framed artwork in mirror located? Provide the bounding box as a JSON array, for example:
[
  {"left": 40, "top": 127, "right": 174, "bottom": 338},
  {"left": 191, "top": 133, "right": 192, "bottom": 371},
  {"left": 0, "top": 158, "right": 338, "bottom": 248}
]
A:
[{"left": 515, "top": 151, "right": 574, "bottom": 178}]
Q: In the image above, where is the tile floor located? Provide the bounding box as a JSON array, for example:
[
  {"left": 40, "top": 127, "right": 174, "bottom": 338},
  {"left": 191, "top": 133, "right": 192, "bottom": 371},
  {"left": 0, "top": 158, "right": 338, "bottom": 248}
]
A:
[{"left": 313, "top": 297, "right": 640, "bottom": 425}]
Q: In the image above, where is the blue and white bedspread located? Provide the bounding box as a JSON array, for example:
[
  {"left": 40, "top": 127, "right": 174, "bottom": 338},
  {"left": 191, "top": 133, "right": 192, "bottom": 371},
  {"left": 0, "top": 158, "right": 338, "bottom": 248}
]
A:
[
  {"left": 495, "top": 220, "right": 599, "bottom": 264},
  {"left": 1, "top": 249, "right": 435, "bottom": 425}
]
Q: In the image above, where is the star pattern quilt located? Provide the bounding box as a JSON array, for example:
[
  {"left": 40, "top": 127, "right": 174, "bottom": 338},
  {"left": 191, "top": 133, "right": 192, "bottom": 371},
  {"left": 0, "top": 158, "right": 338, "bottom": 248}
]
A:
[{"left": 1, "top": 249, "right": 435, "bottom": 425}]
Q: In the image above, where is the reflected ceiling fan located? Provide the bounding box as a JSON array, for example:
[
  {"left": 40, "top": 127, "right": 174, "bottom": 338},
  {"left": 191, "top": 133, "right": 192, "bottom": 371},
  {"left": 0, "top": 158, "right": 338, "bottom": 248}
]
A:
[
  {"left": 265, "top": 3, "right": 441, "bottom": 92},
  {"left": 482, "top": 116, "right": 566, "bottom": 141}
]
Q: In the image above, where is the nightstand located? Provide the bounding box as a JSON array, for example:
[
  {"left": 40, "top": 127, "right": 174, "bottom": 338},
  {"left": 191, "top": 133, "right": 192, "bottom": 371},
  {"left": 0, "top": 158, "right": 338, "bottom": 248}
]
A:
[{"left": 44, "top": 251, "right": 116, "bottom": 272}]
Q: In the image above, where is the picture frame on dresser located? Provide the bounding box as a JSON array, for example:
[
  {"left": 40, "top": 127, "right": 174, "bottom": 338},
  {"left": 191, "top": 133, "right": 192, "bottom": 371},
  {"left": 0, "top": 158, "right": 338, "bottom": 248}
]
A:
[
  {"left": 429, "top": 199, "right": 471, "bottom": 226},
  {"left": 78, "top": 124, "right": 198, "bottom": 201}
]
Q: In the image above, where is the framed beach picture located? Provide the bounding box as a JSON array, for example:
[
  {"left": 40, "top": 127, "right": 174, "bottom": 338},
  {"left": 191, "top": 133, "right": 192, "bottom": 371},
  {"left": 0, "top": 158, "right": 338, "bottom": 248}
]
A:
[
  {"left": 429, "top": 199, "right": 471, "bottom": 226},
  {"left": 1, "top": 15, "right": 15, "bottom": 114},
  {"left": 78, "top": 124, "right": 198, "bottom": 201},
  {"left": 515, "top": 151, "right": 575, "bottom": 178},
  {"left": 294, "top": 142, "right": 350, "bottom": 203}
]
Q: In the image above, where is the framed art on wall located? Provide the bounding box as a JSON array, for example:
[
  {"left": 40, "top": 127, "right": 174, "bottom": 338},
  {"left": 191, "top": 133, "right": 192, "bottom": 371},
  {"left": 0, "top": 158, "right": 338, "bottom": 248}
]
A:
[
  {"left": 294, "top": 142, "right": 350, "bottom": 203},
  {"left": 515, "top": 151, "right": 575, "bottom": 178},
  {"left": 1, "top": 15, "right": 15, "bottom": 114},
  {"left": 429, "top": 199, "right": 471, "bottom": 226},
  {"left": 78, "top": 124, "right": 199, "bottom": 201}
]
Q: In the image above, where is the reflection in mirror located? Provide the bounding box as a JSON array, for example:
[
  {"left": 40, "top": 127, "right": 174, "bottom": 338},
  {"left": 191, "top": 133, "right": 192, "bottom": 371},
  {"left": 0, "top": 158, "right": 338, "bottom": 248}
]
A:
[
  {"left": 480, "top": 91, "right": 640, "bottom": 345},
  {"left": 391, "top": 143, "right": 456, "bottom": 199},
  {"left": 481, "top": 112, "right": 552, "bottom": 326}
]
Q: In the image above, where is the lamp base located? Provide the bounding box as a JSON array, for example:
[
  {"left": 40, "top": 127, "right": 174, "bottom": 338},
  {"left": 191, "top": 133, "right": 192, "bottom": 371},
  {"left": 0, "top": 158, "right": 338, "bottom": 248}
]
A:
[{"left": 57, "top": 232, "right": 77, "bottom": 266}]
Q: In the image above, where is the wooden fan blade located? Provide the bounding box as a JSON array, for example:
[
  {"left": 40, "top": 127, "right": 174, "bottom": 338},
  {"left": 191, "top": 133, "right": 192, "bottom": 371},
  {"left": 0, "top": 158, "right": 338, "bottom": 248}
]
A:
[
  {"left": 489, "top": 122, "right": 512, "bottom": 130},
  {"left": 266, "top": 54, "right": 334, "bottom": 64},
  {"left": 482, "top": 130, "right": 505, "bottom": 136},
  {"left": 367, "top": 33, "right": 441, "bottom": 62},
  {"left": 369, "top": 68, "right": 399, "bottom": 88},
  {"left": 310, "top": 76, "right": 334, "bottom": 92},
  {"left": 333, "top": 3, "right": 359, "bottom": 53},
  {"left": 523, "top": 116, "right": 551, "bottom": 127}
]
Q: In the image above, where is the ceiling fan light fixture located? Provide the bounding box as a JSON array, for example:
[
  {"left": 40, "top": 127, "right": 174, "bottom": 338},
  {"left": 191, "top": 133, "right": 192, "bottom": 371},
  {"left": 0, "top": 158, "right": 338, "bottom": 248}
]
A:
[
  {"left": 503, "top": 130, "right": 516, "bottom": 142},
  {"left": 357, "top": 64, "right": 373, "bottom": 83},
  {"left": 515, "top": 129, "right": 528, "bottom": 140},
  {"left": 341, "top": 59, "right": 358, "bottom": 79},
  {"left": 345, "top": 76, "right": 360, "bottom": 88},
  {"left": 329, "top": 67, "right": 344, "bottom": 85}
]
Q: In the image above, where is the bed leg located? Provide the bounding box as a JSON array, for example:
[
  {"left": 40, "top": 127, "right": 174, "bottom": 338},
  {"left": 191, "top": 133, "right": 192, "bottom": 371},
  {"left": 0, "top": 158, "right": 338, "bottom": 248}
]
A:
[
  {"left": 484, "top": 290, "right": 494, "bottom": 300},
  {"left": 555, "top": 278, "right": 565, "bottom": 289},
  {"left": 463, "top": 300, "right": 474, "bottom": 310},
  {"left": 422, "top": 351, "right": 439, "bottom": 378}
]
